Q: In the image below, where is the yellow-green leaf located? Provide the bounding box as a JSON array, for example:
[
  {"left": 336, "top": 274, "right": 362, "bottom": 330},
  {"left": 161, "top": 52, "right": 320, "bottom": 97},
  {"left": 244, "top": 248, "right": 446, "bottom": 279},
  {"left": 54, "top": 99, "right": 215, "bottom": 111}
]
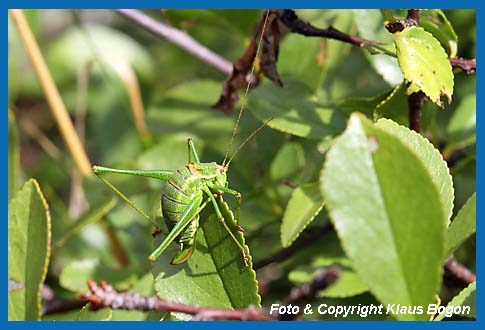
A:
[{"left": 393, "top": 26, "right": 454, "bottom": 107}]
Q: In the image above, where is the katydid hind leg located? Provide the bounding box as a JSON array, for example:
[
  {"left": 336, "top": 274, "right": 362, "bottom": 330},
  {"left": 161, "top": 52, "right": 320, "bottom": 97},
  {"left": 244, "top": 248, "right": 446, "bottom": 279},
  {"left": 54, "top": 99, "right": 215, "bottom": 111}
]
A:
[
  {"left": 93, "top": 165, "right": 174, "bottom": 181},
  {"left": 94, "top": 170, "right": 159, "bottom": 229}
]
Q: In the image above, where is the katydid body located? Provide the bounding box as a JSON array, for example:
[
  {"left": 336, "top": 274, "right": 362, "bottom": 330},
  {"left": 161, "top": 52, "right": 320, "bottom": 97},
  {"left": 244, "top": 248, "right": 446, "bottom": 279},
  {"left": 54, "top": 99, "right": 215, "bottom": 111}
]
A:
[
  {"left": 93, "top": 138, "right": 247, "bottom": 265},
  {"left": 93, "top": 11, "right": 271, "bottom": 266}
]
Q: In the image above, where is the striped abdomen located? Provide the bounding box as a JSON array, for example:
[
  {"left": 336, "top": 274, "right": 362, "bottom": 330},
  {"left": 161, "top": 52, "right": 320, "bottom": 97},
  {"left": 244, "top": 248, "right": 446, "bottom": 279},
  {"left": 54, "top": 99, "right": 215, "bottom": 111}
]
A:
[{"left": 161, "top": 165, "right": 204, "bottom": 244}]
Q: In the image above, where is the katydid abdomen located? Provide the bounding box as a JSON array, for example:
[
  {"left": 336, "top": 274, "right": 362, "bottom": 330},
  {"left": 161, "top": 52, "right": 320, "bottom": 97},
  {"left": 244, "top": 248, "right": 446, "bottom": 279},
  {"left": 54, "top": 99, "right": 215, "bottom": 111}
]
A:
[{"left": 161, "top": 165, "right": 205, "bottom": 264}]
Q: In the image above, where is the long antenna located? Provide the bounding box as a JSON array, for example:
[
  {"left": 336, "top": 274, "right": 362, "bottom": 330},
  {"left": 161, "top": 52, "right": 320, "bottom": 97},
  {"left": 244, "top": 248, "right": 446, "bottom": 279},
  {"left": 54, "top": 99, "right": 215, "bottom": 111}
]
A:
[
  {"left": 223, "top": 10, "right": 271, "bottom": 166},
  {"left": 225, "top": 118, "right": 273, "bottom": 168}
]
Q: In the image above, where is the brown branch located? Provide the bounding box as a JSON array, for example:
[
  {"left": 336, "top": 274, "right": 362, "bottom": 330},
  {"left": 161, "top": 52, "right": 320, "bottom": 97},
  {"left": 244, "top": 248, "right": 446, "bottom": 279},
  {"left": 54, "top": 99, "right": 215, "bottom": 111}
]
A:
[
  {"left": 115, "top": 9, "right": 232, "bottom": 75},
  {"left": 278, "top": 266, "right": 340, "bottom": 320},
  {"left": 449, "top": 57, "right": 476, "bottom": 74},
  {"left": 279, "top": 9, "right": 381, "bottom": 47},
  {"left": 254, "top": 223, "right": 333, "bottom": 270},
  {"left": 391, "top": 10, "right": 425, "bottom": 133},
  {"left": 444, "top": 256, "right": 476, "bottom": 286},
  {"left": 406, "top": 9, "right": 420, "bottom": 25},
  {"left": 80, "top": 280, "right": 274, "bottom": 320},
  {"left": 408, "top": 91, "right": 427, "bottom": 132}
]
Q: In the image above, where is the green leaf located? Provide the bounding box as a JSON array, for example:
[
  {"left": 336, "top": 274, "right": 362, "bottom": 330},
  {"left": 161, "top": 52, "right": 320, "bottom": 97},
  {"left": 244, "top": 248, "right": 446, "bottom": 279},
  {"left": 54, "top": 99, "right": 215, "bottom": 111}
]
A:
[
  {"left": 77, "top": 304, "right": 112, "bottom": 321},
  {"left": 433, "top": 281, "right": 475, "bottom": 321},
  {"left": 336, "top": 91, "right": 390, "bottom": 118},
  {"left": 281, "top": 182, "right": 325, "bottom": 247},
  {"left": 248, "top": 79, "right": 346, "bottom": 139},
  {"left": 319, "top": 266, "right": 368, "bottom": 298},
  {"left": 8, "top": 109, "right": 20, "bottom": 203},
  {"left": 8, "top": 179, "right": 51, "bottom": 320},
  {"left": 353, "top": 10, "right": 403, "bottom": 85},
  {"left": 393, "top": 26, "right": 454, "bottom": 107},
  {"left": 278, "top": 34, "right": 326, "bottom": 90},
  {"left": 321, "top": 114, "right": 447, "bottom": 320},
  {"left": 60, "top": 259, "right": 137, "bottom": 293},
  {"left": 420, "top": 10, "right": 458, "bottom": 58},
  {"left": 270, "top": 142, "right": 305, "bottom": 182},
  {"left": 447, "top": 193, "right": 476, "bottom": 255},
  {"left": 446, "top": 93, "right": 476, "bottom": 151},
  {"left": 152, "top": 197, "right": 260, "bottom": 320},
  {"left": 376, "top": 118, "right": 454, "bottom": 222},
  {"left": 53, "top": 198, "right": 117, "bottom": 250}
]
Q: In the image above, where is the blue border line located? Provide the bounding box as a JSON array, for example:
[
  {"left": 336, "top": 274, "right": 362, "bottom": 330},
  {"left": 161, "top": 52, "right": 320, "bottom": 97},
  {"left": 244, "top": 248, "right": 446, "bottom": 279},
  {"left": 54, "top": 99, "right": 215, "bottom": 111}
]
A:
[
  {"left": 4, "top": 1, "right": 480, "bottom": 329},
  {"left": 4, "top": 1, "right": 481, "bottom": 10}
]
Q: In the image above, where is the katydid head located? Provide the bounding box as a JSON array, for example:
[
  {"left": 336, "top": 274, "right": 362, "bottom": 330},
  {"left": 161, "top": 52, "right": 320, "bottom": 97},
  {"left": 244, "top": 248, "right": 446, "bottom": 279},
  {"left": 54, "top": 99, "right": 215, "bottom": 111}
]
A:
[{"left": 189, "top": 162, "right": 228, "bottom": 188}]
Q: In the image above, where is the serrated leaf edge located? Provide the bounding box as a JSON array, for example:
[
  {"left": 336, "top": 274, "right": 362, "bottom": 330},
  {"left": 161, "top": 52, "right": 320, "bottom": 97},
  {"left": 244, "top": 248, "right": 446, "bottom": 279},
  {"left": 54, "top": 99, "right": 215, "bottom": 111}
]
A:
[
  {"left": 394, "top": 27, "right": 454, "bottom": 106},
  {"left": 280, "top": 184, "right": 325, "bottom": 248},
  {"left": 375, "top": 118, "right": 455, "bottom": 223}
]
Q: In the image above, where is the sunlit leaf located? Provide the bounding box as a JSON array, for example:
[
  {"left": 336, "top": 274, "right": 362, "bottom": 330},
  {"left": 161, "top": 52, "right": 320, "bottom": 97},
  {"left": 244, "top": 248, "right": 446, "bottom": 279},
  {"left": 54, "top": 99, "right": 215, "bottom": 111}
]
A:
[
  {"left": 420, "top": 9, "right": 458, "bottom": 57},
  {"left": 321, "top": 114, "right": 447, "bottom": 320},
  {"left": 393, "top": 27, "right": 454, "bottom": 106}
]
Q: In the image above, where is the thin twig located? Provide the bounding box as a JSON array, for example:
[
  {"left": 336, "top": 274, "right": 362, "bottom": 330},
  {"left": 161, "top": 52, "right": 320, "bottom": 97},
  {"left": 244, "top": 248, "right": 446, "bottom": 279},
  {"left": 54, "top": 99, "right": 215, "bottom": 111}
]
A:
[
  {"left": 444, "top": 256, "right": 476, "bottom": 286},
  {"left": 254, "top": 223, "right": 333, "bottom": 270},
  {"left": 115, "top": 9, "right": 233, "bottom": 75},
  {"left": 402, "top": 10, "right": 425, "bottom": 133},
  {"left": 279, "top": 266, "right": 340, "bottom": 320},
  {"left": 279, "top": 9, "right": 381, "bottom": 47},
  {"left": 449, "top": 57, "right": 476, "bottom": 74},
  {"left": 80, "top": 280, "right": 274, "bottom": 320},
  {"left": 10, "top": 9, "right": 92, "bottom": 177}
]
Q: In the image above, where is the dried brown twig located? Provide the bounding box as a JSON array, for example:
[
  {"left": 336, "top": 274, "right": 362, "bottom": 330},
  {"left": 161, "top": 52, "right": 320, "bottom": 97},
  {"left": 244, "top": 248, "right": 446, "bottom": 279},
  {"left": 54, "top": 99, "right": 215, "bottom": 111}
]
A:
[{"left": 79, "top": 280, "right": 274, "bottom": 320}]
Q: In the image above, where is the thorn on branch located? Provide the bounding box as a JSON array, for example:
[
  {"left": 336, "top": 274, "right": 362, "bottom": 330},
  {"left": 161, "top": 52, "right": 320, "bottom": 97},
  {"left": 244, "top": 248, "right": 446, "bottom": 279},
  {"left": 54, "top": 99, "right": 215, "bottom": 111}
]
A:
[{"left": 79, "top": 279, "right": 275, "bottom": 320}]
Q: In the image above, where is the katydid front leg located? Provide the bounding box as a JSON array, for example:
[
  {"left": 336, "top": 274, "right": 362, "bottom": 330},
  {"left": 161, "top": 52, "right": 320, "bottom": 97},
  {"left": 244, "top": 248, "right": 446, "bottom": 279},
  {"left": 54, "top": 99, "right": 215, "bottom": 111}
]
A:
[
  {"left": 202, "top": 186, "right": 248, "bottom": 266},
  {"left": 212, "top": 184, "right": 244, "bottom": 232}
]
